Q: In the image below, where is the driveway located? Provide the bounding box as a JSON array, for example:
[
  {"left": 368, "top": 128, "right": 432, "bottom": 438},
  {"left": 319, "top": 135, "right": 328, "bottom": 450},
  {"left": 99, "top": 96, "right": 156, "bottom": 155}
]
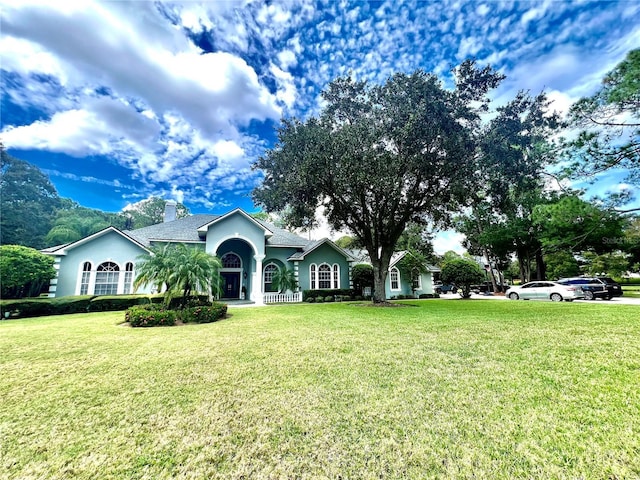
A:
[{"left": 437, "top": 291, "right": 640, "bottom": 305}]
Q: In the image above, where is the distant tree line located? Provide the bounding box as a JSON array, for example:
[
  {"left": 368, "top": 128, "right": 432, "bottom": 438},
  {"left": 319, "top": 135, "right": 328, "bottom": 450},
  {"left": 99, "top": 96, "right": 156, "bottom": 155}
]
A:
[{"left": 1, "top": 145, "right": 189, "bottom": 250}]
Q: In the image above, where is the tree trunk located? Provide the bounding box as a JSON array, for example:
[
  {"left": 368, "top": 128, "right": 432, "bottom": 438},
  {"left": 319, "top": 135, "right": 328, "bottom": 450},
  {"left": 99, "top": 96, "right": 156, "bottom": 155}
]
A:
[
  {"left": 369, "top": 248, "right": 393, "bottom": 303},
  {"left": 483, "top": 248, "right": 498, "bottom": 292},
  {"left": 372, "top": 266, "right": 387, "bottom": 303},
  {"left": 535, "top": 249, "right": 546, "bottom": 281},
  {"left": 516, "top": 249, "right": 530, "bottom": 283}
]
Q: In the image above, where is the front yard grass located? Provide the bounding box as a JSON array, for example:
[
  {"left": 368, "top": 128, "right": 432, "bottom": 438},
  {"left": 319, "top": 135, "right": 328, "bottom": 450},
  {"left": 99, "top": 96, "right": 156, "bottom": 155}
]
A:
[{"left": 1, "top": 300, "right": 639, "bottom": 479}]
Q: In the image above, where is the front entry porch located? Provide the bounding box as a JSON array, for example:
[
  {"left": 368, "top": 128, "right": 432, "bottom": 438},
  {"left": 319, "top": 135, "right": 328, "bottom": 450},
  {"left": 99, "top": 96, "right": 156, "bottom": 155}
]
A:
[{"left": 220, "top": 272, "right": 241, "bottom": 299}]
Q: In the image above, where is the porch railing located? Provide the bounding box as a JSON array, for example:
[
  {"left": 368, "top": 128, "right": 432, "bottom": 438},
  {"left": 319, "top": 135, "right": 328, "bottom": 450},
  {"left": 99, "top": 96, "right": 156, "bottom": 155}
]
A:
[{"left": 263, "top": 292, "right": 303, "bottom": 304}]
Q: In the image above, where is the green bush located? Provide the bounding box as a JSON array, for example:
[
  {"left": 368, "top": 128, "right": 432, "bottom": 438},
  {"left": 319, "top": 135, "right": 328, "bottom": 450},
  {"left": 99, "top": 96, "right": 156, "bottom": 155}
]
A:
[
  {"left": 0, "top": 245, "right": 56, "bottom": 299},
  {"left": 167, "top": 295, "right": 211, "bottom": 309},
  {"left": 180, "top": 303, "right": 227, "bottom": 324},
  {"left": 88, "top": 295, "right": 153, "bottom": 312},
  {"left": 316, "top": 297, "right": 324, "bottom": 303},
  {"left": 126, "top": 305, "right": 176, "bottom": 327},
  {"left": 306, "top": 297, "right": 315, "bottom": 303},
  {"left": 302, "top": 289, "right": 354, "bottom": 301},
  {"left": 419, "top": 293, "right": 439, "bottom": 299},
  {"left": 0, "top": 299, "right": 53, "bottom": 319},
  {"left": 324, "top": 295, "right": 334, "bottom": 303},
  {"left": 49, "top": 296, "right": 95, "bottom": 314}
]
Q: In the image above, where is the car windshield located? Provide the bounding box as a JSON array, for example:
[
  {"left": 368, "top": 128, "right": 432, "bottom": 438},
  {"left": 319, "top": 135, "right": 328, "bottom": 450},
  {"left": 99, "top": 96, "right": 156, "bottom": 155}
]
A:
[{"left": 599, "top": 277, "right": 616, "bottom": 283}]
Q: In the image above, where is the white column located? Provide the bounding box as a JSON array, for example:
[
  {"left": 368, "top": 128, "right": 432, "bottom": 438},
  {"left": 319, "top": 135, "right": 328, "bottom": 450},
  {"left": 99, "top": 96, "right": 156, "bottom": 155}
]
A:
[
  {"left": 252, "top": 254, "right": 265, "bottom": 305},
  {"left": 293, "top": 261, "right": 299, "bottom": 291}
]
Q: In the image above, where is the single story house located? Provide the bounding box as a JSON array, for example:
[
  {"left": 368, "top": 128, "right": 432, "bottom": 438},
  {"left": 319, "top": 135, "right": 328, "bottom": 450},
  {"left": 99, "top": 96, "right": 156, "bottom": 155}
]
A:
[{"left": 42, "top": 205, "right": 437, "bottom": 303}]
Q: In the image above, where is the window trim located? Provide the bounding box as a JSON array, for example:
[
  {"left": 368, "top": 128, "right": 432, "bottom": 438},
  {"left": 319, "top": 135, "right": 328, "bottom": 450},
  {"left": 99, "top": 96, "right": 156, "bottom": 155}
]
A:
[
  {"left": 263, "top": 262, "right": 280, "bottom": 292},
  {"left": 94, "top": 261, "right": 120, "bottom": 295},
  {"left": 317, "top": 263, "right": 332, "bottom": 289},
  {"left": 390, "top": 267, "right": 401, "bottom": 291}
]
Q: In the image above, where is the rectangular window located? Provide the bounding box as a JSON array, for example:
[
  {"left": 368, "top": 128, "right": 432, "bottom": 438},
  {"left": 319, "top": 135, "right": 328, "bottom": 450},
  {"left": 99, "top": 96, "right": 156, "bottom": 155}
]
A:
[
  {"left": 310, "top": 266, "right": 316, "bottom": 290},
  {"left": 333, "top": 265, "right": 339, "bottom": 289},
  {"left": 123, "top": 271, "right": 133, "bottom": 294},
  {"left": 318, "top": 268, "right": 331, "bottom": 289},
  {"left": 80, "top": 271, "right": 91, "bottom": 295},
  {"left": 94, "top": 271, "right": 119, "bottom": 295},
  {"left": 390, "top": 269, "right": 400, "bottom": 291}
]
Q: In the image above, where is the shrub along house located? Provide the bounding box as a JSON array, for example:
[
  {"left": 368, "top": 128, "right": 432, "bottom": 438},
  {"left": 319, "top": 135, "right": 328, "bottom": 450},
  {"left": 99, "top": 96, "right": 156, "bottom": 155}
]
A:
[
  {"left": 348, "top": 249, "right": 440, "bottom": 299},
  {"left": 42, "top": 204, "right": 437, "bottom": 303}
]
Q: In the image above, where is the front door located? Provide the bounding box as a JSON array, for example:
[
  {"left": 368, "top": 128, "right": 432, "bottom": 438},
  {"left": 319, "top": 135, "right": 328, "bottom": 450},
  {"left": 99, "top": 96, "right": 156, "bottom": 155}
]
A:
[{"left": 221, "top": 272, "right": 240, "bottom": 299}]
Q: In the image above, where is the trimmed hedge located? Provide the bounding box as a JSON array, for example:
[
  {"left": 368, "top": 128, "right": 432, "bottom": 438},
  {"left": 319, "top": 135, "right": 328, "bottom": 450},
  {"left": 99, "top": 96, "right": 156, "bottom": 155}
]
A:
[
  {"left": 88, "top": 295, "right": 154, "bottom": 312},
  {"left": 126, "top": 305, "right": 176, "bottom": 327},
  {"left": 125, "top": 302, "right": 227, "bottom": 327},
  {"left": 1, "top": 296, "right": 96, "bottom": 319},
  {"left": 419, "top": 293, "right": 439, "bottom": 299},
  {"left": 180, "top": 303, "right": 227, "bottom": 324},
  {"left": 303, "top": 289, "right": 354, "bottom": 301},
  {"left": 1, "top": 294, "right": 162, "bottom": 319}
]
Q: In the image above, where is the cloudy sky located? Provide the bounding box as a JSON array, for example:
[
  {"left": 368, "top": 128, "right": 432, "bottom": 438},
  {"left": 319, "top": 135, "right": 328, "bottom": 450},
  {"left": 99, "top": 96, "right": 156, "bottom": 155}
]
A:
[{"left": 1, "top": 0, "right": 638, "bottom": 250}]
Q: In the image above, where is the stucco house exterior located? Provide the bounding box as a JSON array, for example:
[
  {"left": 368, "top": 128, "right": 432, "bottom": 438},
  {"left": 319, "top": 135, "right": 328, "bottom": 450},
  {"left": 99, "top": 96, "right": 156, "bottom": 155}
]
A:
[
  {"left": 42, "top": 206, "right": 437, "bottom": 303},
  {"left": 348, "top": 249, "right": 440, "bottom": 298}
]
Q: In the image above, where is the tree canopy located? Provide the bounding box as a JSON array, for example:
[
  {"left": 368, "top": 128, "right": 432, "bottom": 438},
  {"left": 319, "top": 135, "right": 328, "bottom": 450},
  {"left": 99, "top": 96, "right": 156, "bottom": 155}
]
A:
[
  {"left": 1, "top": 147, "right": 61, "bottom": 249},
  {"left": 440, "top": 258, "right": 484, "bottom": 299},
  {"left": 124, "top": 197, "right": 190, "bottom": 229},
  {"left": 0, "top": 245, "right": 56, "bottom": 299},
  {"left": 564, "top": 48, "right": 639, "bottom": 185},
  {"left": 253, "top": 61, "right": 504, "bottom": 302}
]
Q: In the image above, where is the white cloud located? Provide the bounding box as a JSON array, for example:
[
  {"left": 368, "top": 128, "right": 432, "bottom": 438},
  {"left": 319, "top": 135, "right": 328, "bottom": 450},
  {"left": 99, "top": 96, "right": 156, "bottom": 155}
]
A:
[
  {"left": 270, "top": 64, "right": 298, "bottom": 109},
  {"left": 433, "top": 231, "right": 466, "bottom": 255},
  {"left": 277, "top": 49, "right": 298, "bottom": 69}
]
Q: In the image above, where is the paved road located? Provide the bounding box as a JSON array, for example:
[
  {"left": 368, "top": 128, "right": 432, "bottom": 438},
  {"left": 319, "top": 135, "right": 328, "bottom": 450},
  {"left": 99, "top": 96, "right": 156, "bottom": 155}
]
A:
[{"left": 438, "top": 292, "right": 640, "bottom": 305}]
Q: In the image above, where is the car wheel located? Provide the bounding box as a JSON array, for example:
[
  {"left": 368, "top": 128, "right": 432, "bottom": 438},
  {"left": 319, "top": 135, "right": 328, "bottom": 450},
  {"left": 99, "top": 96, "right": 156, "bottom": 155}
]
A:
[
  {"left": 550, "top": 293, "right": 563, "bottom": 302},
  {"left": 508, "top": 292, "right": 519, "bottom": 300},
  {"left": 436, "top": 288, "right": 442, "bottom": 295},
  {"left": 452, "top": 287, "right": 458, "bottom": 294},
  {"left": 603, "top": 295, "right": 611, "bottom": 301},
  {"left": 584, "top": 291, "right": 594, "bottom": 301}
]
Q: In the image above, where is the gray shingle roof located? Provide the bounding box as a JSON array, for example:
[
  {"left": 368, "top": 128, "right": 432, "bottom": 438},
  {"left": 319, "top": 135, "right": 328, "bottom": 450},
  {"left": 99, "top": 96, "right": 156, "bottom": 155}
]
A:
[
  {"left": 124, "top": 213, "right": 310, "bottom": 248},
  {"left": 125, "top": 215, "right": 215, "bottom": 246}
]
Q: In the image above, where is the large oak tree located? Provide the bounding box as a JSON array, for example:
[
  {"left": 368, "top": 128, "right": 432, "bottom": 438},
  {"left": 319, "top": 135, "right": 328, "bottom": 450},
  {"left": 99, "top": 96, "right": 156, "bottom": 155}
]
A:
[{"left": 253, "top": 62, "right": 503, "bottom": 302}]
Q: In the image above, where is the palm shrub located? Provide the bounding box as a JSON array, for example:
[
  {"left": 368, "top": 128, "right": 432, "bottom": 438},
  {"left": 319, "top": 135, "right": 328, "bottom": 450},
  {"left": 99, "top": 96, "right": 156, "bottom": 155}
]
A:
[
  {"left": 134, "top": 244, "right": 175, "bottom": 294},
  {"left": 134, "top": 244, "right": 222, "bottom": 306},
  {"left": 271, "top": 267, "right": 298, "bottom": 293}
]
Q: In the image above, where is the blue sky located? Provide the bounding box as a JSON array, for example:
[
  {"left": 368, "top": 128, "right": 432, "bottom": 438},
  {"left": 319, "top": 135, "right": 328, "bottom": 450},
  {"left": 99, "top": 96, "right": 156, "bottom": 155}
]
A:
[{"left": 1, "top": 0, "right": 638, "bottom": 251}]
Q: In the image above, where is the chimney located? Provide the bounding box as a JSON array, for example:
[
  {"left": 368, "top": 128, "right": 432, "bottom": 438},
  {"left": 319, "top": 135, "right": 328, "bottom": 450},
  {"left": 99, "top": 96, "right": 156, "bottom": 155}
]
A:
[{"left": 164, "top": 200, "right": 177, "bottom": 223}]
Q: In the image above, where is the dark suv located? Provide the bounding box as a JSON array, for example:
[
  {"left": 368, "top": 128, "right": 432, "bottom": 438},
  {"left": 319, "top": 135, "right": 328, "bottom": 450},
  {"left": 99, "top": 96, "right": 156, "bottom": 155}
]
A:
[
  {"left": 557, "top": 277, "right": 611, "bottom": 300},
  {"left": 597, "top": 277, "right": 623, "bottom": 298}
]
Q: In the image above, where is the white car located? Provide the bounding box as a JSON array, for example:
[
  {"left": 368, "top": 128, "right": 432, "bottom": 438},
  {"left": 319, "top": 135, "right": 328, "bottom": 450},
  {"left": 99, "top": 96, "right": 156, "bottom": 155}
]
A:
[{"left": 506, "top": 281, "right": 584, "bottom": 302}]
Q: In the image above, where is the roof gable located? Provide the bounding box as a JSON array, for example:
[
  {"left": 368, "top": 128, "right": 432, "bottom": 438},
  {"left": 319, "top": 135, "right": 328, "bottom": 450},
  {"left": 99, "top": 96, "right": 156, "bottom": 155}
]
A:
[
  {"left": 197, "top": 208, "right": 274, "bottom": 236},
  {"left": 288, "top": 238, "right": 355, "bottom": 261},
  {"left": 41, "top": 227, "right": 151, "bottom": 256}
]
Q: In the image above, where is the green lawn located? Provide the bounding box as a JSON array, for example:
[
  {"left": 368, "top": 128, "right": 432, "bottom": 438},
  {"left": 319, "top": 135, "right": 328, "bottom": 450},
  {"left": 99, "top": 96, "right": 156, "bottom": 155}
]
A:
[
  {"left": 622, "top": 285, "right": 640, "bottom": 298},
  {"left": 1, "top": 300, "right": 639, "bottom": 479}
]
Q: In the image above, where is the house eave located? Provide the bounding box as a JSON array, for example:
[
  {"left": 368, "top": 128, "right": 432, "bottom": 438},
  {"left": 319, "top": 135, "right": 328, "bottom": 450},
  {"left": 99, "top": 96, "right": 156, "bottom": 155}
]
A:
[
  {"left": 43, "top": 227, "right": 153, "bottom": 256},
  {"left": 196, "top": 208, "right": 274, "bottom": 236}
]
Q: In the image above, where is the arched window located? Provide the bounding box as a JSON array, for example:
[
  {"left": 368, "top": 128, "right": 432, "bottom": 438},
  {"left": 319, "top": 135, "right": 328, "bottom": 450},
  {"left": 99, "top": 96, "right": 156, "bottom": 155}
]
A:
[
  {"left": 264, "top": 263, "right": 279, "bottom": 292},
  {"left": 221, "top": 253, "right": 241, "bottom": 269},
  {"left": 332, "top": 264, "right": 340, "bottom": 289},
  {"left": 80, "top": 262, "right": 92, "bottom": 295},
  {"left": 123, "top": 262, "right": 134, "bottom": 294},
  {"left": 95, "top": 262, "right": 120, "bottom": 295},
  {"left": 310, "top": 264, "right": 317, "bottom": 290},
  {"left": 318, "top": 264, "right": 332, "bottom": 289},
  {"left": 390, "top": 267, "right": 400, "bottom": 291}
]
